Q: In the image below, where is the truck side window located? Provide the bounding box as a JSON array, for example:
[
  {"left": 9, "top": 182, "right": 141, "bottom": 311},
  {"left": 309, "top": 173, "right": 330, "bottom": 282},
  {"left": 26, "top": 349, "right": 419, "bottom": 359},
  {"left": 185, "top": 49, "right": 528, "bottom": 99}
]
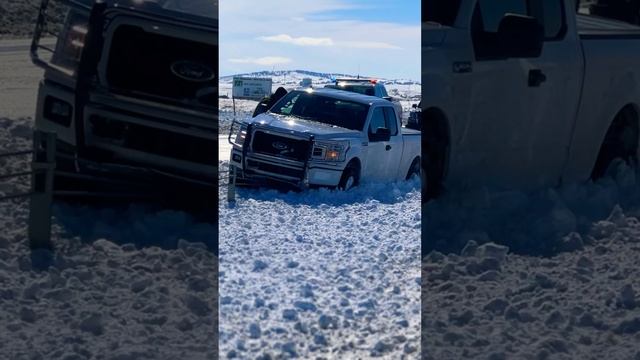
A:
[
  {"left": 273, "top": 93, "right": 299, "bottom": 115},
  {"left": 477, "top": 0, "right": 527, "bottom": 32},
  {"left": 530, "top": 0, "right": 565, "bottom": 39},
  {"left": 369, "top": 108, "right": 387, "bottom": 139},
  {"left": 383, "top": 108, "right": 399, "bottom": 136},
  {"left": 472, "top": 0, "right": 565, "bottom": 56}
]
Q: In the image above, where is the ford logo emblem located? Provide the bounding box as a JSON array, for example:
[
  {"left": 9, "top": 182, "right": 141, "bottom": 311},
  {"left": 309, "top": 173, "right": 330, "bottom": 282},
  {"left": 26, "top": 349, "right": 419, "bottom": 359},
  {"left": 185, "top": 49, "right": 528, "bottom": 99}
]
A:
[
  {"left": 272, "top": 142, "right": 288, "bottom": 151},
  {"left": 170, "top": 60, "right": 215, "bottom": 82}
]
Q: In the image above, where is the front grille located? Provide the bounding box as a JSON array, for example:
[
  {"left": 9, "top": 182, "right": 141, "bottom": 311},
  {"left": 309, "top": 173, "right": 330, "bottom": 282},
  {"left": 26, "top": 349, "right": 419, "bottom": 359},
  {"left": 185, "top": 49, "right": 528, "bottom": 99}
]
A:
[
  {"left": 251, "top": 131, "right": 310, "bottom": 162},
  {"left": 106, "top": 25, "right": 217, "bottom": 109},
  {"left": 246, "top": 160, "right": 305, "bottom": 180},
  {"left": 89, "top": 116, "right": 215, "bottom": 165}
]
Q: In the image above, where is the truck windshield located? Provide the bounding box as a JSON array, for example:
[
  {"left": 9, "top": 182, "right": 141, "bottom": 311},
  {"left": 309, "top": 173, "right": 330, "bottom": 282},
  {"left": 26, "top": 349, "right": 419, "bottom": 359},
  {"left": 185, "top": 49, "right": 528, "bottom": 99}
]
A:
[
  {"left": 270, "top": 91, "right": 370, "bottom": 131},
  {"left": 424, "top": 0, "right": 462, "bottom": 26}
]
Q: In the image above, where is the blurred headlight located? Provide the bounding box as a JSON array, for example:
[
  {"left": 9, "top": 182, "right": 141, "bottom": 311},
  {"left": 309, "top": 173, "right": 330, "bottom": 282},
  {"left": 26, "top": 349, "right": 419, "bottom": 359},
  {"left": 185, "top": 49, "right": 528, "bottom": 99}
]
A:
[
  {"left": 312, "top": 141, "right": 349, "bottom": 162},
  {"left": 234, "top": 125, "right": 248, "bottom": 147}
]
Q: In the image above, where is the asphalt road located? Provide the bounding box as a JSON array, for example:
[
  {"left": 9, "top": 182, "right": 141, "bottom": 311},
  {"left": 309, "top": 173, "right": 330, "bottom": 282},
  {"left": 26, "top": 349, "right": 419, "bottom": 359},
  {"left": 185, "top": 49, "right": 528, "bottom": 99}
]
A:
[{"left": 0, "top": 39, "right": 44, "bottom": 120}]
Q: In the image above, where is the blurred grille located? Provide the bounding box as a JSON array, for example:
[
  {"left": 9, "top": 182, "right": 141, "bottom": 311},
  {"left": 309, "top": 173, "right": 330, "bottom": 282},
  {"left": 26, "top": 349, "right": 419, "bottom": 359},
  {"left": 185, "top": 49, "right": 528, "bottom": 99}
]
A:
[
  {"left": 106, "top": 24, "right": 217, "bottom": 109},
  {"left": 246, "top": 160, "right": 305, "bottom": 180},
  {"left": 89, "top": 116, "right": 215, "bottom": 165},
  {"left": 251, "top": 131, "right": 310, "bottom": 162}
]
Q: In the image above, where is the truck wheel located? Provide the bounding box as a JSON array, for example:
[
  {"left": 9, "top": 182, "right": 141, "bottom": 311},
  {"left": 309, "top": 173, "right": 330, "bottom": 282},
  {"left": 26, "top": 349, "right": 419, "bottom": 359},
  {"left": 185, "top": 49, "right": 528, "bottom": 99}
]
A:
[
  {"left": 406, "top": 157, "right": 421, "bottom": 180},
  {"left": 338, "top": 163, "right": 360, "bottom": 190},
  {"left": 592, "top": 106, "right": 639, "bottom": 180}
]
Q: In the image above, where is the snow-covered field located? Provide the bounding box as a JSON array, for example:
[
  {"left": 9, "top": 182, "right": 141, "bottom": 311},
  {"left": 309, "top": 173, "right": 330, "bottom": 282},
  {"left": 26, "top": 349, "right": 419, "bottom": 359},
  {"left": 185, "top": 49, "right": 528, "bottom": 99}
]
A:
[
  {"left": 218, "top": 77, "right": 422, "bottom": 359},
  {"left": 0, "top": 41, "right": 218, "bottom": 359},
  {"left": 423, "top": 164, "right": 640, "bottom": 359}
]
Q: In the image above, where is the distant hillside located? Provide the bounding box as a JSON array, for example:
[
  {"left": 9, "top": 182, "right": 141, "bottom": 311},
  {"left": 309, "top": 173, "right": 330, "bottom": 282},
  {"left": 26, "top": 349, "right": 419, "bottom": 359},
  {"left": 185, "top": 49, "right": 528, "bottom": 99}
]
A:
[{"left": 220, "top": 70, "right": 420, "bottom": 86}]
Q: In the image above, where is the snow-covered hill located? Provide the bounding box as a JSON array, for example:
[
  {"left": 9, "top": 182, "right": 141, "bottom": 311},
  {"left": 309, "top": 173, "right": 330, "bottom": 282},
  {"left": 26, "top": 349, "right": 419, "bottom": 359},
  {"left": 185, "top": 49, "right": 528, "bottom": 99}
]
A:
[{"left": 219, "top": 69, "right": 421, "bottom": 88}]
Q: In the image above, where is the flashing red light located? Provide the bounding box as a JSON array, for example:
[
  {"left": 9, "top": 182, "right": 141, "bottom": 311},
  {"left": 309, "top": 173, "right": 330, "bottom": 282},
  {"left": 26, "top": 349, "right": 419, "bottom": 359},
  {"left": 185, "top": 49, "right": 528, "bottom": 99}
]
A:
[{"left": 370, "top": 79, "right": 378, "bottom": 84}]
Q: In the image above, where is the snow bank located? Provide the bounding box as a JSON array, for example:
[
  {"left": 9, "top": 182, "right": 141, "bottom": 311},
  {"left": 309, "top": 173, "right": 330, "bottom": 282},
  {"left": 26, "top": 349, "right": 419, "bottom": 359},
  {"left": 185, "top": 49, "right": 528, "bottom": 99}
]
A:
[
  {"left": 219, "top": 161, "right": 421, "bottom": 358},
  {"left": 425, "top": 160, "right": 640, "bottom": 256},
  {"left": 423, "top": 161, "right": 640, "bottom": 359},
  {"left": 1, "top": 116, "right": 218, "bottom": 359}
]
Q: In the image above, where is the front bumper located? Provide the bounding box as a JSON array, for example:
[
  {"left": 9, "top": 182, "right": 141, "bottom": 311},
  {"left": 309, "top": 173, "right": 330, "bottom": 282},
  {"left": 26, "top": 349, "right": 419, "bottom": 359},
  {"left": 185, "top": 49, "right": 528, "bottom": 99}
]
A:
[
  {"left": 230, "top": 147, "right": 344, "bottom": 188},
  {"left": 36, "top": 81, "right": 217, "bottom": 190}
]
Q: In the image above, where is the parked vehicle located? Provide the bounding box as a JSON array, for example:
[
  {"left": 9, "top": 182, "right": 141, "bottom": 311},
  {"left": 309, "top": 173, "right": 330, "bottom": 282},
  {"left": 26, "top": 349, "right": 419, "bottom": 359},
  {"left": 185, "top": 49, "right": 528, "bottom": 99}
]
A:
[
  {"left": 325, "top": 78, "right": 404, "bottom": 121},
  {"left": 407, "top": 101, "right": 421, "bottom": 130},
  {"left": 229, "top": 88, "right": 421, "bottom": 190},
  {"left": 31, "top": 0, "right": 217, "bottom": 198},
  {"left": 423, "top": 0, "right": 640, "bottom": 199}
]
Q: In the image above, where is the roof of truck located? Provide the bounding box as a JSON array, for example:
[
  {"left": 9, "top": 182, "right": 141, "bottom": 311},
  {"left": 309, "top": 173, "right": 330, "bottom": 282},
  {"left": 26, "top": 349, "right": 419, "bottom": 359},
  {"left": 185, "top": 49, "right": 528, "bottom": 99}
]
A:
[
  {"left": 298, "top": 88, "right": 393, "bottom": 106},
  {"left": 101, "top": 0, "right": 217, "bottom": 26}
]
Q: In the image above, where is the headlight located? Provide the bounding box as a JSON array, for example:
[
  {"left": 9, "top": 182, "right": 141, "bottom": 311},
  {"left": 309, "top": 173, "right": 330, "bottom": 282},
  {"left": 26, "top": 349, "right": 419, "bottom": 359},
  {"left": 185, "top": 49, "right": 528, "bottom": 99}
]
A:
[
  {"left": 233, "top": 125, "right": 248, "bottom": 147},
  {"left": 312, "top": 141, "right": 349, "bottom": 162},
  {"left": 52, "top": 15, "right": 89, "bottom": 74}
]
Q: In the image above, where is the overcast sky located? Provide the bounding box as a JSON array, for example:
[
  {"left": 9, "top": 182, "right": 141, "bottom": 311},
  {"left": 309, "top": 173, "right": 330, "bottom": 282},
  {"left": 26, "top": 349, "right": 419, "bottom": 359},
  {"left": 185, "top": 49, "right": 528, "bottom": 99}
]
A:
[{"left": 219, "top": 0, "right": 420, "bottom": 81}]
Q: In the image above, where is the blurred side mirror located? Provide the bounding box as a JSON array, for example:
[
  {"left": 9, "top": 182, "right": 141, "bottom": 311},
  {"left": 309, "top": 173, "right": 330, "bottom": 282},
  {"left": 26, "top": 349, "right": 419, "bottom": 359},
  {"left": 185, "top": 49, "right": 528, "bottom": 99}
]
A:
[
  {"left": 371, "top": 127, "right": 391, "bottom": 142},
  {"left": 497, "top": 14, "right": 544, "bottom": 58}
]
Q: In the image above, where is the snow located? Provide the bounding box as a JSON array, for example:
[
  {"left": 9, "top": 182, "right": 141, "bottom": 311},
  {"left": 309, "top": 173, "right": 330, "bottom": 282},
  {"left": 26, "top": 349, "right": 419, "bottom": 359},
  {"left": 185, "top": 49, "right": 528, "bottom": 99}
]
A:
[
  {"left": 218, "top": 80, "right": 422, "bottom": 358},
  {"left": 0, "top": 43, "right": 217, "bottom": 359},
  {"left": 423, "top": 161, "right": 640, "bottom": 359}
]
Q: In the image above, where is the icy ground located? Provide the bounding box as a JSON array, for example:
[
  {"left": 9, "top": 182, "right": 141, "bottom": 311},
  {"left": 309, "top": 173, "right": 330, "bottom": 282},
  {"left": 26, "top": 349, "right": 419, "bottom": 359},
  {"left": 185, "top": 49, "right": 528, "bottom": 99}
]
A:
[
  {"left": 423, "top": 162, "right": 640, "bottom": 359},
  {"left": 218, "top": 92, "right": 421, "bottom": 358},
  {"left": 1, "top": 44, "right": 218, "bottom": 359}
]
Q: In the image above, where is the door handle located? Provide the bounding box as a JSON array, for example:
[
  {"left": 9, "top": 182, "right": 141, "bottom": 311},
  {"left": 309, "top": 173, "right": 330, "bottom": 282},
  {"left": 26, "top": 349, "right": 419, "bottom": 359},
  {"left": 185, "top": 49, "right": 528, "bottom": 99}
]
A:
[
  {"left": 528, "top": 69, "right": 546, "bottom": 87},
  {"left": 386, "top": 145, "right": 392, "bottom": 151}
]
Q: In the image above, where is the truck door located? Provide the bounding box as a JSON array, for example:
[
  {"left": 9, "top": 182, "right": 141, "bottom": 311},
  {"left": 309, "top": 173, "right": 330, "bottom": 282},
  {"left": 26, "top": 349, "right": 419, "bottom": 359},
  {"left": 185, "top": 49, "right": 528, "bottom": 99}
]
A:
[
  {"left": 524, "top": 0, "right": 583, "bottom": 185},
  {"left": 384, "top": 107, "right": 405, "bottom": 180},
  {"left": 364, "top": 107, "right": 391, "bottom": 181},
  {"left": 364, "top": 106, "right": 404, "bottom": 182},
  {"left": 464, "top": 0, "right": 582, "bottom": 188}
]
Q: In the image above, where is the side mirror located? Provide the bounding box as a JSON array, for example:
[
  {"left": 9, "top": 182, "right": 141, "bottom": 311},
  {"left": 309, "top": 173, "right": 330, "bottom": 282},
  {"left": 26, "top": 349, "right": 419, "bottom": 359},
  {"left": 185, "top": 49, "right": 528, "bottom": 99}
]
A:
[
  {"left": 371, "top": 127, "right": 391, "bottom": 142},
  {"left": 497, "top": 14, "right": 543, "bottom": 58}
]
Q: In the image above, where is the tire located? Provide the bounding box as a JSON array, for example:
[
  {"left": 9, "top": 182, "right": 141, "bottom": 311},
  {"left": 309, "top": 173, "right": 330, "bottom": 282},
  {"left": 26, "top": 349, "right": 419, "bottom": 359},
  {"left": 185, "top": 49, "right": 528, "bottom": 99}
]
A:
[
  {"left": 424, "top": 141, "right": 447, "bottom": 201},
  {"left": 338, "top": 163, "right": 360, "bottom": 191},
  {"left": 406, "top": 157, "right": 421, "bottom": 180},
  {"left": 591, "top": 106, "right": 639, "bottom": 180}
]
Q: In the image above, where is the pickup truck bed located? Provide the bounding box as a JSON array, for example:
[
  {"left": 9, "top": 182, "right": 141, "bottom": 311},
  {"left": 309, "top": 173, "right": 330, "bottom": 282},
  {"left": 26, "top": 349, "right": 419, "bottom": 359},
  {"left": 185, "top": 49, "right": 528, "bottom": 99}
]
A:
[
  {"left": 577, "top": 13, "right": 640, "bottom": 38},
  {"left": 403, "top": 128, "right": 421, "bottom": 136}
]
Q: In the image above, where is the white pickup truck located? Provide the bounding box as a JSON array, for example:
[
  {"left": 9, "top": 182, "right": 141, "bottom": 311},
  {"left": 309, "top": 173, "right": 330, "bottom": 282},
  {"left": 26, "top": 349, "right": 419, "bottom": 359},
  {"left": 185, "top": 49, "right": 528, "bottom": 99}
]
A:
[
  {"left": 423, "top": 0, "right": 640, "bottom": 198},
  {"left": 229, "top": 88, "right": 421, "bottom": 190}
]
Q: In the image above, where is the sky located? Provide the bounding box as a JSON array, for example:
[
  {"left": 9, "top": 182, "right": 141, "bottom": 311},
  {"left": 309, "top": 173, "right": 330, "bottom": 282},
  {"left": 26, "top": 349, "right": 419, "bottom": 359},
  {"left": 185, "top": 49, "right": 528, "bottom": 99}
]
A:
[{"left": 219, "top": 0, "right": 421, "bottom": 81}]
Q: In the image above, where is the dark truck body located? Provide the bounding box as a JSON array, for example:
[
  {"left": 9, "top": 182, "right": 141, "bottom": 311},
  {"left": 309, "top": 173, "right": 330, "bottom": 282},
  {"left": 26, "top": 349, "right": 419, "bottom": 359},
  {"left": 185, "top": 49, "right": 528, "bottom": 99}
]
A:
[{"left": 31, "top": 0, "right": 218, "bottom": 198}]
